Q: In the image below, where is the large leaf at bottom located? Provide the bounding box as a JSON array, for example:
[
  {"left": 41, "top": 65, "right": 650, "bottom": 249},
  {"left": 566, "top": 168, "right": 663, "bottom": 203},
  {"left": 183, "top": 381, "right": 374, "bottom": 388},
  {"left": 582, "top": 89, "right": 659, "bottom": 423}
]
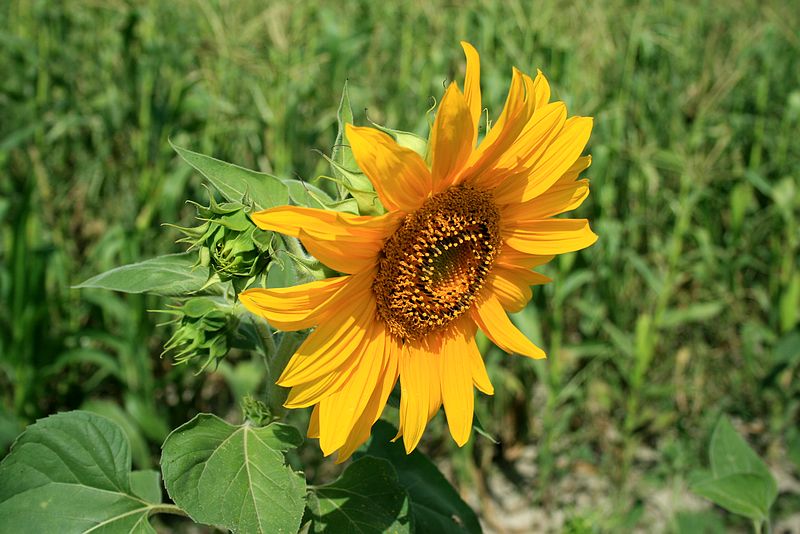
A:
[
  {"left": 365, "top": 421, "right": 481, "bottom": 533},
  {"left": 161, "top": 414, "right": 306, "bottom": 534},
  {"left": 0, "top": 411, "right": 160, "bottom": 533},
  {"left": 308, "top": 456, "right": 411, "bottom": 533}
]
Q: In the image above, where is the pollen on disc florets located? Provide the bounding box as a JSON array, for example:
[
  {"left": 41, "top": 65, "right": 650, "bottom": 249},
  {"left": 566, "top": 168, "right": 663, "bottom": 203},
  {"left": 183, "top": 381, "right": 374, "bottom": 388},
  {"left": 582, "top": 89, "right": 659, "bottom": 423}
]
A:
[{"left": 373, "top": 184, "right": 502, "bottom": 341}]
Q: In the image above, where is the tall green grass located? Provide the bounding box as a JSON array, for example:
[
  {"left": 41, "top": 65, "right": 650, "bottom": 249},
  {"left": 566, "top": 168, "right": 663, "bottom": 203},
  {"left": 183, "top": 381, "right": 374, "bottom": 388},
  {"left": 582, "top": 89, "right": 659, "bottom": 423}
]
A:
[{"left": 1, "top": 0, "right": 798, "bottom": 530}]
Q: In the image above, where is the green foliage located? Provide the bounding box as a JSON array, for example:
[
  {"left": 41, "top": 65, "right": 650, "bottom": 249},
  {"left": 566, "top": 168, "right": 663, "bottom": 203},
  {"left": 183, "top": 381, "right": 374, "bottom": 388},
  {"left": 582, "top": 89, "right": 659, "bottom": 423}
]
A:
[
  {"left": 1, "top": 0, "right": 799, "bottom": 531},
  {"left": 366, "top": 421, "right": 481, "bottom": 534},
  {"left": 691, "top": 417, "right": 778, "bottom": 523},
  {"left": 0, "top": 411, "right": 163, "bottom": 533},
  {"left": 159, "top": 297, "right": 239, "bottom": 370},
  {"left": 307, "top": 456, "right": 411, "bottom": 533},
  {"left": 176, "top": 196, "right": 272, "bottom": 285},
  {"left": 171, "top": 143, "right": 289, "bottom": 211},
  {"left": 161, "top": 413, "right": 307, "bottom": 533},
  {"left": 75, "top": 253, "right": 214, "bottom": 296}
]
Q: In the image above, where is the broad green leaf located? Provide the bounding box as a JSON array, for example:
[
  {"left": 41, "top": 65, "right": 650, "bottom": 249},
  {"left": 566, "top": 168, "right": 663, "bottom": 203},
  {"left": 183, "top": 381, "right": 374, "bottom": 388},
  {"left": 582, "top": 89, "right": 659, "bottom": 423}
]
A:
[
  {"left": 172, "top": 142, "right": 289, "bottom": 210},
  {"left": 0, "top": 411, "right": 160, "bottom": 533},
  {"left": 710, "top": 417, "right": 774, "bottom": 485},
  {"left": 81, "top": 399, "right": 152, "bottom": 469},
  {"left": 308, "top": 456, "right": 411, "bottom": 533},
  {"left": 161, "top": 414, "right": 306, "bottom": 534},
  {"left": 691, "top": 473, "right": 774, "bottom": 521},
  {"left": 331, "top": 81, "right": 358, "bottom": 180},
  {"left": 365, "top": 421, "right": 481, "bottom": 533},
  {"left": 130, "top": 470, "right": 162, "bottom": 504},
  {"left": 75, "top": 252, "right": 213, "bottom": 296}
]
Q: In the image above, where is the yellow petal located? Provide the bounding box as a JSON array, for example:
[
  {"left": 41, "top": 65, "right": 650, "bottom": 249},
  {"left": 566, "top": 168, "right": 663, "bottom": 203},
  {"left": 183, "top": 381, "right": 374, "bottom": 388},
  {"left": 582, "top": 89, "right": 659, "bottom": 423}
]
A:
[
  {"left": 277, "top": 278, "right": 376, "bottom": 387},
  {"left": 468, "top": 340, "right": 494, "bottom": 395},
  {"left": 334, "top": 334, "right": 401, "bottom": 463},
  {"left": 460, "top": 41, "right": 482, "bottom": 145},
  {"left": 297, "top": 228, "right": 383, "bottom": 274},
  {"left": 497, "top": 102, "right": 566, "bottom": 171},
  {"left": 500, "top": 179, "right": 590, "bottom": 222},
  {"left": 285, "top": 373, "right": 342, "bottom": 409},
  {"left": 251, "top": 205, "right": 392, "bottom": 237},
  {"left": 252, "top": 205, "right": 401, "bottom": 274},
  {"left": 495, "top": 245, "right": 554, "bottom": 270},
  {"left": 431, "top": 83, "right": 474, "bottom": 192},
  {"left": 239, "top": 276, "right": 348, "bottom": 331},
  {"left": 530, "top": 70, "right": 551, "bottom": 109},
  {"left": 307, "top": 405, "right": 320, "bottom": 439},
  {"left": 487, "top": 266, "right": 551, "bottom": 313},
  {"left": 472, "top": 293, "right": 545, "bottom": 359},
  {"left": 472, "top": 102, "right": 566, "bottom": 190},
  {"left": 494, "top": 117, "right": 593, "bottom": 204},
  {"left": 398, "top": 340, "right": 441, "bottom": 453},
  {"left": 504, "top": 218, "right": 598, "bottom": 255},
  {"left": 318, "top": 321, "right": 388, "bottom": 455},
  {"left": 346, "top": 124, "right": 432, "bottom": 213},
  {"left": 440, "top": 322, "right": 475, "bottom": 446},
  {"left": 476, "top": 67, "right": 527, "bottom": 153}
]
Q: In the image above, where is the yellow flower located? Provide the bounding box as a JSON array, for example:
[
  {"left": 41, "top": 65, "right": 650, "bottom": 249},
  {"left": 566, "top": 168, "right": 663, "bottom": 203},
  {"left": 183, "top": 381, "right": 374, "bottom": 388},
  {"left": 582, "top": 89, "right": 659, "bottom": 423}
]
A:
[{"left": 240, "top": 42, "right": 597, "bottom": 461}]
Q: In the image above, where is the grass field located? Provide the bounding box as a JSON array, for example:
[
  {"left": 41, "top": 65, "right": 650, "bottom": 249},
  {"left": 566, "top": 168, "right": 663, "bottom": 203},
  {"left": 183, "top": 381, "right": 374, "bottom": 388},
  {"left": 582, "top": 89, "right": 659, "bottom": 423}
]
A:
[{"left": 1, "top": 0, "right": 799, "bottom": 532}]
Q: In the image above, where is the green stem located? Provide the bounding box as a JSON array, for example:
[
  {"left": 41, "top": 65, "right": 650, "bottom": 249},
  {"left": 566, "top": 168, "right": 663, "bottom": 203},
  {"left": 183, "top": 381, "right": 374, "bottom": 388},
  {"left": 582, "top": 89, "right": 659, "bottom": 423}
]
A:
[
  {"left": 251, "top": 315, "right": 277, "bottom": 357},
  {"left": 266, "top": 331, "right": 306, "bottom": 417}
]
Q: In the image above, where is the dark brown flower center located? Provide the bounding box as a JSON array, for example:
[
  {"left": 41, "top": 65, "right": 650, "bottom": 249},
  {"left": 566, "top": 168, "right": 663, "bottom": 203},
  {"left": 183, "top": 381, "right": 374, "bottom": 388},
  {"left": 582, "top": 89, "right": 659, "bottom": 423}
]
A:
[{"left": 373, "top": 184, "right": 501, "bottom": 341}]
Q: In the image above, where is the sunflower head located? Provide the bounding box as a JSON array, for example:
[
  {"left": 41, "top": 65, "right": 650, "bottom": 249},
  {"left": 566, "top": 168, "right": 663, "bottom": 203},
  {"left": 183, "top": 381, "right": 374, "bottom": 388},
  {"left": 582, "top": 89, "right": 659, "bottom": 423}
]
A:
[
  {"left": 240, "top": 42, "right": 597, "bottom": 460},
  {"left": 373, "top": 183, "right": 501, "bottom": 341}
]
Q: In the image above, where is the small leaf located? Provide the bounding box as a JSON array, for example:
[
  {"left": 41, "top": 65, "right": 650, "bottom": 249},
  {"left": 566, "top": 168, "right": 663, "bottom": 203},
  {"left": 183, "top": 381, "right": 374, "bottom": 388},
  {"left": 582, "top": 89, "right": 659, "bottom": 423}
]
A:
[
  {"left": 308, "top": 456, "right": 411, "bottom": 533},
  {"left": 283, "top": 178, "right": 359, "bottom": 214},
  {"left": 331, "top": 81, "right": 358, "bottom": 180},
  {"left": 161, "top": 414, "right": 306, "bottom": 534},
  {"left": 0, "top": 411, "right": 160, "bottom": 533},
  {"left": 319, "top": 154, "right": 383, "bottom": 215},
  {"left": 691, "top": 473, "right": 773, "bottom": 521},
  {"left": 370, "top": 122, "right": 428, "bottom": 157},
  {"left": 172, "top": 142, "right": 289, "bottom": 210},
  {"left": 365, "top": 421, "right": 481, "bottom": 533},
  {"left": 75, "top": 252, "right": 214, "bottom": 296}
]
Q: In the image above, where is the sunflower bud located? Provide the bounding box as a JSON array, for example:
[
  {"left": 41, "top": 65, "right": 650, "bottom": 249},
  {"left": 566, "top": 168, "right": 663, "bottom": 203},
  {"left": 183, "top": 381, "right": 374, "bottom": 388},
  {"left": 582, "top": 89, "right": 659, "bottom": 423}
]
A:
[
  {"left": 161, "top": 297, "right": 238, "bottom": 372},
  {"left": 241, "top": 395, "right": 270, "bottom": 426},
  {"left": 176, "top": 195, "right": 272, "bottom": 289}
]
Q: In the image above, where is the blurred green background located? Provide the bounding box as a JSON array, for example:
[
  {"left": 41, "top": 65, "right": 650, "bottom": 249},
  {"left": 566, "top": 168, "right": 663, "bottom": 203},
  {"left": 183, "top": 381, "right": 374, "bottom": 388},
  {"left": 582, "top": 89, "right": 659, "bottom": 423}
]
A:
[{"left": 1, "top": 0, "right": 799, "bottom": 531}]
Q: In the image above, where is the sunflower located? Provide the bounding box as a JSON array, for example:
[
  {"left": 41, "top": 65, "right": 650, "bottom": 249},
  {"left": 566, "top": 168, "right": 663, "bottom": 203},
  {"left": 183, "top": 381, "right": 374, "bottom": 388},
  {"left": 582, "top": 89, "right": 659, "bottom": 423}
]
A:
[{"left": 240, "top": 42, "right": 596, "bottom": 461}]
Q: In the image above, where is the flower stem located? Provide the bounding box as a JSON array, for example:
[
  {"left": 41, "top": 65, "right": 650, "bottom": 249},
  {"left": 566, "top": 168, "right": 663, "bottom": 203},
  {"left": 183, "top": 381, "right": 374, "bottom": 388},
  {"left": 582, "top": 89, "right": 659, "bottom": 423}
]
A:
[{"left": 266, "top": 331, "right": 305, "bottom": 417}]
